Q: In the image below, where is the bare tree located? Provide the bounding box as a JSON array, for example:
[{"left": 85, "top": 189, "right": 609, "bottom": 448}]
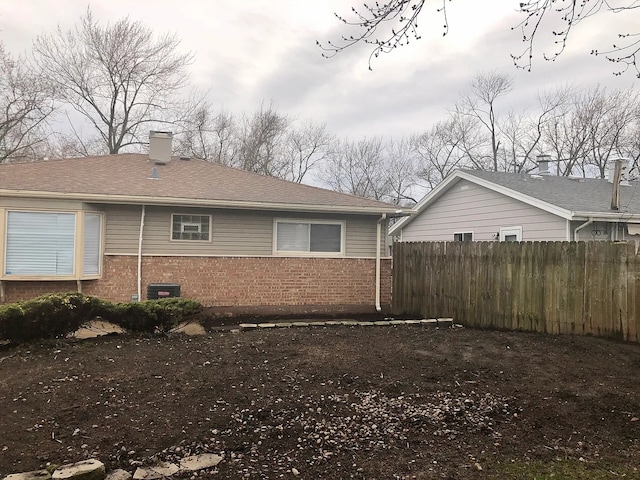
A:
[
  {"left": 414, "top": 116, "right": 482, "bottom": 188},
  {"left": 320, "top": 1, "right": 640, "bottom": 77},
  {"left": 33, "top": 8, "right": 193, "bottom": 154},
  {"left": 280, "top": 121, "right": 334, "bottom": 183},
  {"left": 320, "top": 136, "right": 418, "bottom": 203},
  {"left": 235, "top": 103, "right": 290, "bottom": 176},
  {"left": 174, "top": 96, "right": 238, "bottom": 164},
  {"left": 455, "top": 72, "right": 514, "bottom": 171},
  {"left": 0, "top": 43, "right": 54, "bottom": 162}
]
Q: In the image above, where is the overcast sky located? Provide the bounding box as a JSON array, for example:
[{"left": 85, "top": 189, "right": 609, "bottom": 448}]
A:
[{"left": 1, "top": 1, "right": 638, "bottom": 139}]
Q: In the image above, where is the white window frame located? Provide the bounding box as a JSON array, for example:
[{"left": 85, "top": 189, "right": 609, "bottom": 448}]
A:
[
  {"left": 453, "top": 231, "right": 474, "bottom": 241},
  {"left": 170, "top": 213, "right": 212, "bottom": 242},
  {"left": 3, "top": 210, "right": 104, "bottom": 280},
  {"left": 499, "top": 226, "right": 523, "bottom": 242},
  {"left": 273, "top": 218, "right": 346, "bottom": 257},
  {"left": 82, "top": 212, "right": 103, "bottom": 278}
]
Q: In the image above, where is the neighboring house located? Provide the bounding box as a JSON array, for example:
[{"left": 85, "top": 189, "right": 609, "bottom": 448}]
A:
[
  {"left": 390, "top": 168, "right": 640, "bottom": 243},
  {"left": 0, "top": 132, "right": 406, "bottom": 312}
]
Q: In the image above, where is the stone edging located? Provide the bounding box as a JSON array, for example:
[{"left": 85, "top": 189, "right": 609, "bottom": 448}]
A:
[{"left": 237, "top": 318, "right": 454, "bottom": 331}]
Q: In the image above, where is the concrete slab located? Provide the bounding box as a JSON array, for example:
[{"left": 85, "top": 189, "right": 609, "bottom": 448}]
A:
[
  {"left": 291, "top": 322, "right": 310, "bottom": 327},
  {"left": 257, "top": 323, "right": 277, "bottom": 329},
  {"left": 373, "top": 321, "right": 392, "bottom": 326},
  {"left": 239, "top": 323, "right": 258, "bottom": 331},
  {"left": 358, "top": 322, "right": 376, "bottom": 326}
]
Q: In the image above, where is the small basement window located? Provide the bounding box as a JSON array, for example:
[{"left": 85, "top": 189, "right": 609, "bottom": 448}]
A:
[
  {"left": 453, "top": 232, "right": 473, "bottom": 241},
  {"left": 171, "top": 214, "right": 211, "bottom": 241},
  {"left": 275, "top": 219, "right": 344, "bottom": 255}
]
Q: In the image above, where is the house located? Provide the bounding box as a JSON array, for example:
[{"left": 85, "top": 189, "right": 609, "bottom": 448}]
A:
[
  {"left": 390, "top": 168, "right": 640, "bottom": 243},
  {"left": 0, "top": 132, "right": 407, "bottom": 313}
]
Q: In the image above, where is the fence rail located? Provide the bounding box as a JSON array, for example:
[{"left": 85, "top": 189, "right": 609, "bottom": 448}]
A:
[{"left": 392, "top": 241, "right": 640, "bottom": 343}]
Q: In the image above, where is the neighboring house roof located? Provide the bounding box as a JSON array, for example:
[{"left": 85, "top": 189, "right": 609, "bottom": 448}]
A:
[
  {"left": 0, "top": 154, "right": 402, "bottom": 215},
  {"left": 390, "top": 169, "right": 640, "bottom": 235}
]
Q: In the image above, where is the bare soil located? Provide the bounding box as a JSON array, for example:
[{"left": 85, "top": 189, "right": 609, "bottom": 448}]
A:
[{"left": 0, "top": 324, "right": 639, "bottom": 479}]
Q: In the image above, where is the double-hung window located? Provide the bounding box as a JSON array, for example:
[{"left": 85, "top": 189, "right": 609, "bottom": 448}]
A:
[{"left": 275, "top": 219, "right": 344, "bottom": 255}]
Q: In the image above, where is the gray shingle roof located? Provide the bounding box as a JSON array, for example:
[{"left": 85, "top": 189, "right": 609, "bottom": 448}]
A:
[
  {"left": 0, "top": 154, "right": 400, "bottom": 213},
  {"left": 462, "top": 169, "right": 640, "bottom": 215}
]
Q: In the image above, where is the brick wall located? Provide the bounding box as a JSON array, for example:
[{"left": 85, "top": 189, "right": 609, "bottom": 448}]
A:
[{"left": 4, "top": 256, "right": 392, "bottom": 308}]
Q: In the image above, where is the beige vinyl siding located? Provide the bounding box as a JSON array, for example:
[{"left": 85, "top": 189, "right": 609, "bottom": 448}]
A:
[
  {"left": 0, "top": 198, "right": 85, "bottom": 210},
  {"left": 402, "top": 179, "right": 568, "bottom": 241},
  {"left": 104, "top": 205, "right": 382, "bottom": 258}
]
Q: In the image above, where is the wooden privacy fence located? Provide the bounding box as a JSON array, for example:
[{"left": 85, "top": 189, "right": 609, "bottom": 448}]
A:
[{"left": 392, "top": 241, "right": 640, "bottom": 343}]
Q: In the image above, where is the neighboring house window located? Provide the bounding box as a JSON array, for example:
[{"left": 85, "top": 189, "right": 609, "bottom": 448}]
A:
[
  {"left": 499, "top": 226, "right": 523, "bottom": 242},
  {"left": 275, "top": 219, "right": 344, "bottom": 255},
  {"left": 171, "top": 214, "right": 211, "bottom": 241},
  {"left": 6, "top": 211, "right": 76, "bottom": 276},
  {"left": 453, "top": 232, "right": 473, "bottom": 241}
]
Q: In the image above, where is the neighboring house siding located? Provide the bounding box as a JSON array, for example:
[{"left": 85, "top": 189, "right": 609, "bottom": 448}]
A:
[
  {"left": 104, "top": 205, "right": 384, "bottom": 258},
  {"left": 570, "top": 220, "right": 626, "bottom": 241},
  {"left": 3, "top": 256, "right": 392, "bottom": 308},
  {"left": 401, "top": 179, "right": 567, "bottom": 241}
]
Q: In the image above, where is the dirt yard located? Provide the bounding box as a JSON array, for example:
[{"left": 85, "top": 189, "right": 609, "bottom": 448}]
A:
[{"left": 0, "top": 324, "right": 639, "bottom": 479}]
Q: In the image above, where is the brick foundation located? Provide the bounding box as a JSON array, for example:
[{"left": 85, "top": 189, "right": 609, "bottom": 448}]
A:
[{"left": 3, "top": 256, "right": 392, "bottom": 309}]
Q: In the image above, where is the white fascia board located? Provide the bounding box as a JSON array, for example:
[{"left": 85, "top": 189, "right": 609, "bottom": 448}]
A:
[{"left": 0, "top": 189, "right": 408, "bottom": 216}]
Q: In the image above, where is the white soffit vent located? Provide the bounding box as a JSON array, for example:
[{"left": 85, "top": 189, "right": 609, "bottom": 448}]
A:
[{"left": 149, "top": 131, "right": 173, "bottom": 165}]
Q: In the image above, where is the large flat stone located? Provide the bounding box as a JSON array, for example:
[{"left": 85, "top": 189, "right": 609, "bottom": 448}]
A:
[
  {"left": 132, "top": 463, "right": 179, "bottom": 480},
  {"left": 171, "top": 322, "right": 206, "bottom": 335},
  {"left": 4, "top": 470, "right": 51, "bottom": 480},
  {"left": 52, "top": 460, "right": 105, "bottom": 480},
  {"left": 179, "top": 453, "right": 223, "bottom": 472},
  {"left": 105, "top": 471, "right": 131, "bottom": 480}
]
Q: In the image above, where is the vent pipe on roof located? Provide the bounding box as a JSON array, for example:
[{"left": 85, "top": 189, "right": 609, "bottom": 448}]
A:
[{"left": 149, "top": 131, "right": 173, "bottom": 165}]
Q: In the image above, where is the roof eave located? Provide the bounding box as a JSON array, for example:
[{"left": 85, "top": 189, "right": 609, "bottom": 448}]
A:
[
  {"left": 572, "top": 211, "right": 640, "bottom": 222},
  {"left": 0, "top": 189, "right": 407, "bottom": 215}
]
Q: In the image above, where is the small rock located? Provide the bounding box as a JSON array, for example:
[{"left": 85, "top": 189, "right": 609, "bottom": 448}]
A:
[
  {"left": 474, "top": 463, "right": 483, "bottom": 471},
  {"left": 291, "top": 468, "right": 300, "bottom": 476}
]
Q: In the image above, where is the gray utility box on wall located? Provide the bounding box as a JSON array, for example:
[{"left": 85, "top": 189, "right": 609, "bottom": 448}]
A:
[{"left": 147, "top": 283, "right": 181, "bottom": 300}]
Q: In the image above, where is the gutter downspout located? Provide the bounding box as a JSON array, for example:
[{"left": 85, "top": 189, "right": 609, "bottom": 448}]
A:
[
  {"left": 375, "top": 213, "right": 387, "bottom": 312},
  {"left": 573, "top": 218, "right": 594, "bottom": 241},
  {"left": 137, "top": 205, "right": 146, "bottom": 301}
]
